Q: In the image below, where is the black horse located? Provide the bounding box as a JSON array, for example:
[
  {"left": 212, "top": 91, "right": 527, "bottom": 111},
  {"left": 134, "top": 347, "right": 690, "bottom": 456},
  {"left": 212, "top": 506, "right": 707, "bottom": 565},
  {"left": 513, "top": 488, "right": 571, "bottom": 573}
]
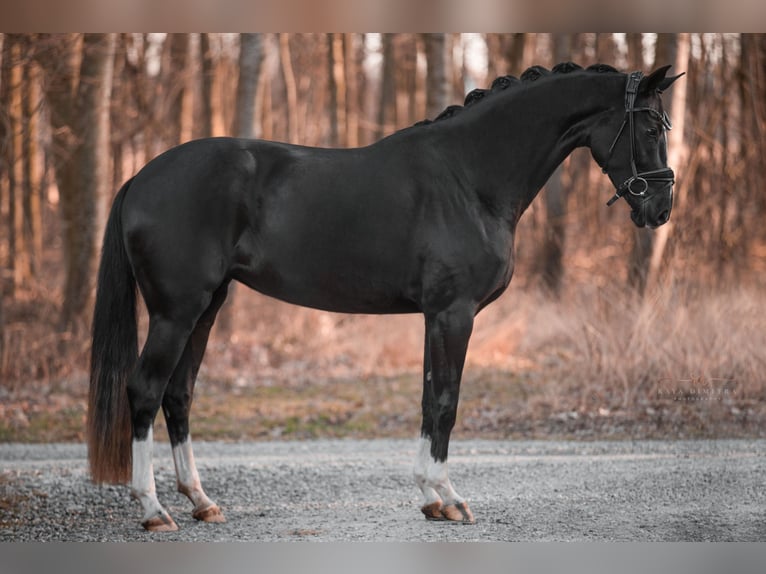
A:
[{"left": 88, "top": 63, "right": 682, "bottom": 531}]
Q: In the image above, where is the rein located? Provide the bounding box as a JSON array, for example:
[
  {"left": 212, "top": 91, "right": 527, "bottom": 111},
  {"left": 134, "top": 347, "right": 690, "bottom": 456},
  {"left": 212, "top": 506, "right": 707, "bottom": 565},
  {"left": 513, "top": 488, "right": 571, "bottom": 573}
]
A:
[{"left": 603, "top": 71, "right": 675, "bottom": 207}]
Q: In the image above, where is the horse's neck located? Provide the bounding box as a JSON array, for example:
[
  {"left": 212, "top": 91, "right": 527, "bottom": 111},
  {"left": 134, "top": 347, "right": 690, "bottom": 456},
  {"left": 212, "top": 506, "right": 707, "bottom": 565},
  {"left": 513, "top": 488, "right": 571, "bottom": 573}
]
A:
[{"left": 446, "top": 74, "right": 621, "bottom": 225}]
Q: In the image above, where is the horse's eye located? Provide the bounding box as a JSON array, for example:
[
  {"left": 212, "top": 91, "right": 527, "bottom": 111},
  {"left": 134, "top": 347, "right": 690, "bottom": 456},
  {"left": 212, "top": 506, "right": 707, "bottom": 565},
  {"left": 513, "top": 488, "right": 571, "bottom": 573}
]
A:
[{"left": 647, "top": 127, "right": 659, "bottom": 140}]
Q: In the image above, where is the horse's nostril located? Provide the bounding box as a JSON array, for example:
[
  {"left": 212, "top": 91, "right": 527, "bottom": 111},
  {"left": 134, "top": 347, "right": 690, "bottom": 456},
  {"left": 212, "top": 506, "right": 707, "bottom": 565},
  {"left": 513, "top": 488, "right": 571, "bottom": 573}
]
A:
[{"left": 657, "top": 210, "right": 670, "bottom": 224}]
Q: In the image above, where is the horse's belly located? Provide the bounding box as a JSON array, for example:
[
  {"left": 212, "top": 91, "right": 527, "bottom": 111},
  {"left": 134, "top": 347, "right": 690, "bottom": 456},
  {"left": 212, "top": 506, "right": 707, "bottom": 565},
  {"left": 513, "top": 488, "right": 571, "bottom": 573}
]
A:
[
  {"left": 232, "top": 239, "right": 421, "bottom": 315},
  {"left": 237, "top": 272, "right": 420, "bottom": 314}
]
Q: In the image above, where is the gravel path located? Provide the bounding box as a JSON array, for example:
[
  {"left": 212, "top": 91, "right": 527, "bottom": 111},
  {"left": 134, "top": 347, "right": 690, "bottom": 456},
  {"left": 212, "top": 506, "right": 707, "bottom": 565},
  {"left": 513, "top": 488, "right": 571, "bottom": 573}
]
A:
[{"left": 1, "top": 439, "right": 764, "bottom": 541}]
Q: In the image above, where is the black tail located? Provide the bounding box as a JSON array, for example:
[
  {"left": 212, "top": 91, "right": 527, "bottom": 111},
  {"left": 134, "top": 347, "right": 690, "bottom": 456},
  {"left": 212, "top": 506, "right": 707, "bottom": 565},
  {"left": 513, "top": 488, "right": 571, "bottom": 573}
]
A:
[{"left": 87, "top": 179, "right": 136, "bottom": 484}]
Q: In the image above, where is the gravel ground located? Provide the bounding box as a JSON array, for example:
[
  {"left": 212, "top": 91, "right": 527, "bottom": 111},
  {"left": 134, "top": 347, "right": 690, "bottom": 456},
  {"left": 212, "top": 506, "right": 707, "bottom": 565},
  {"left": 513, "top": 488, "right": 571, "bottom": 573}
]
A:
[{"left": 1, "top": 439, "right": 765, "bottom": 541}]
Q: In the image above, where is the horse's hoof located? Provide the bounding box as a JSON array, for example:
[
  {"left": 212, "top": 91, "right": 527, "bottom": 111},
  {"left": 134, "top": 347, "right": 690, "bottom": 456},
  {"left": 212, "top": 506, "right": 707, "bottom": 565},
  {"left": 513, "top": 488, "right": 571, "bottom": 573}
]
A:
[
  {"left": 142, "top": 512, "right": 179, "bottom": 532},
  {"left": 193, "top": 504, "right": 226, "bottom": 523},
  {"left": 421, "top": 501, "right": 445, "bottom": 521},
  {"left": 441, "top": 501, "right": 475, "bottom": 524},
  {"left": 422, "top": 501, "right": 475, "bottom": 524}
]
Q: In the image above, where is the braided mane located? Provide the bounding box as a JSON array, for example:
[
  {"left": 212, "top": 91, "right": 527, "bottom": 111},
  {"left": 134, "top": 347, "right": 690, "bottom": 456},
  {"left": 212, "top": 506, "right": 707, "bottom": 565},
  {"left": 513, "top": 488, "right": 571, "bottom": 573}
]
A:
[{"left": 416, "top": 62, "right": 620, "bottom": 126}]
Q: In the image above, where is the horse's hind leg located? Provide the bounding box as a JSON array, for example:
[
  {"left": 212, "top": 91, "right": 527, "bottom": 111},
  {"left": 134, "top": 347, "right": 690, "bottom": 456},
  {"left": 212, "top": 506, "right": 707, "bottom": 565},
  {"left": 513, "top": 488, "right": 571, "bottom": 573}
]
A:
[
  {"left": 128, "top": 294, "right": 215, "bottom": 532},
  {"left": 128, "top": 317, "right": 195, "bottom": 531},
  {"left": 162, "top": 282, "right": 230, "bottom": 524}
]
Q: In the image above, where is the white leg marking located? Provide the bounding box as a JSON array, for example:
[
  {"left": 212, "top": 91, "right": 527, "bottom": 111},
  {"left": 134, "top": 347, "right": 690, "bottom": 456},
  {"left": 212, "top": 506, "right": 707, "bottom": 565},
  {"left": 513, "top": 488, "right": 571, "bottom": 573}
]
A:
[
  {"left": 131, "top": 428, "right": 171, "bottom": 525},
  {"left": 414, "top": 436, "right": 475, "bottom": 523},
  {"left": 414, "top": 436, "right": 442, "bottom": 506},
  {"left": 172, "top": 436, "right": 215, "bottom": 511},
  {"left": 425, "top": 458, "right": 463, "bottom": 505},
  {"left": 413, "top": 436, "right": 464, "bottom": 506}
]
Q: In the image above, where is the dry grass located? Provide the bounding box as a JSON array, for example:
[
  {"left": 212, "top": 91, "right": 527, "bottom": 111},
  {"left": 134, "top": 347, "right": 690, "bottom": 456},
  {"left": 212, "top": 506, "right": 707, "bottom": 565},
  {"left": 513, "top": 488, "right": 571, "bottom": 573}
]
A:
[
  {"left": 514, "top": 280, "right": 764, "bottom": 401},
  {"left": 479, "top": 278, "right": 766, "bottom": 438},
  {"left": 2, "top": 269, "right": 764, "bottom": 442}
]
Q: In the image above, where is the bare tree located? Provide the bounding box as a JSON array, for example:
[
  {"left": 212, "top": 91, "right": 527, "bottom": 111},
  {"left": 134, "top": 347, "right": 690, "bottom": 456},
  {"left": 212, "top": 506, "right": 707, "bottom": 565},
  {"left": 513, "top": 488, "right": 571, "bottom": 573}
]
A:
[
  {"left": 327, "top": 33, "right": 346, "bottom": 146},
  {"left": 739, "top": 34, "right": 766, "bottom": 224},
  {"left": 110, "top": 35, "right": 127, "bottom": 191},
  {"left": 234, "top": 34, "right": 264, "bottom": 139},
  {"left": 0, "top": 34, "right": 5, "bottom": 360},
  {"left": 423, "top": 34, "right": 450, "bottom": 120},
  {"left": 216, "top": 33, "right": 264, "bottom": 337},
  {"left": 40, "top": 33, "right": 116, "bottom": 328},
  {"left": 398, "top": 35, "right": 420, "bottom": 128},
  {"left": 376, "top": 34, "right": 396, "bottom": 139},
  {"left": 22, "top": 49, "right": 43, "bottom": 274},
  {"left": 198, "top": 33, "right": 215, "bottom": 139},
  {"left": 626, "top": 33, "right": 661, "bottom": 294},
  {"left": 2, "top": 35, "right": 32, "bottom": 295},
  {"left": 535, "top": 34, "right": 573, "bottom": 296},
  {"left": 0, "top": 285, "right": 4, "bottom": 368},
  {"left": 486, "top": 33, "right": 526, "bottom": 77},
  {"left": 647, "top": 33, "right": 689, "bottom": 288},
  {"left": 165, "top": 33, "right": 191, "bottom": 145},
  {"left": 344, "top": 34, "right": 361, "bottom": 148},
  {"left": 625, "top": 33, "right": 644, "bottom": 69},
  {"left": 279, "top": 33, "right": 299, "bottom": 144}
]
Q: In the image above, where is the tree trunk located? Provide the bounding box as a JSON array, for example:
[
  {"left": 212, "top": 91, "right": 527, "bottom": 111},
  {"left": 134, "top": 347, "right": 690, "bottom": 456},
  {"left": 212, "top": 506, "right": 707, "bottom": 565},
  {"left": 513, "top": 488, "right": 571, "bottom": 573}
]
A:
[
  {"left": 4, "top": 35, "right": 32, "bottom": 295},
  {"left": 198, "top": 33, "right": 215, "bottom": 139},
  {"left": 485, "top": 34, "right": 504, "bottom": 78},
  {"left": 23, "top": 49, "right": 43, "bottom": 275},
  {"left": 741, "top": 34, "right": 766, "bottom": 233},
  {"left": 0, "top": 30, "right": 4, "bottom": 352},
  {"left": 625, "top": 34, "right": 671, "bottom": 294},
  {"left": 506, "top": 33, "right": 526, "bottom": 75},
  {"left": 376, "top": 34, "right": 396, "bottom": 139},
  {"left": 397, "top": 35, "right": 419, "bottom": 128},
  {"left": 327, "top": 34, "right": 340, "bottom": 146},
  {"left": 0, "top": 35, "right": 6, "bottom": 281},
  {"left": 279, "top": 33, "right": 299, "bottom": 144},
  {"left": 0, "top": 283, "right": 4, "bottom": 372},
  {"left": 594, "top": 33, "right": 618, "bottom": 63},
  {"left": 538, "top": 164, "right": 567, "bottom": 295},
  {"left": 486, "top": 33, "right": 526, "bottom": 77},
  {"left": 259, "top": 40, "right": 273, "bottom": 141},
  {"left": 536, "top": 34, "right": 572, "bottom": 296},
  {"left": 327, "top": 33, "right": 346, "bottom": 146},
  {"left": 625, "top": 33, "right": 644, "bottom": 69},
  {"left": 344, "top": 33, "right": 360, "bottom": 148},
  {"left": 166, "top": 33, "right": 190, "bottom": 145},
  {"left": 234, "top": 33, "right": 264, "bottom": 139},
  {"left": 41, "top": 33, "right": 116, "bottom": 328},
  {"left": 424, "top": 33, "right": 450, "bottom": 120},
  {"left": 648, "top": 33, "right": 690, "bottom": 288},
  {"left": 138, "top": 34, "right": 159, "bottom": 163},
  {"left": 216, "top": 33, "right": 264, "bottom": 338},
  {"left": 110, "top": 34, "right": 127, "bottom": 193}
]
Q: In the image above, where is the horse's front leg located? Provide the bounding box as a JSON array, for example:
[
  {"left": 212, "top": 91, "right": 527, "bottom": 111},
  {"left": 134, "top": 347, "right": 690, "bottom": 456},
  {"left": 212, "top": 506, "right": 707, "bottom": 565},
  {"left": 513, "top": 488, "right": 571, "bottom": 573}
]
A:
[{"left": 413, "top": 305, "right": 476, "bottom": 524}]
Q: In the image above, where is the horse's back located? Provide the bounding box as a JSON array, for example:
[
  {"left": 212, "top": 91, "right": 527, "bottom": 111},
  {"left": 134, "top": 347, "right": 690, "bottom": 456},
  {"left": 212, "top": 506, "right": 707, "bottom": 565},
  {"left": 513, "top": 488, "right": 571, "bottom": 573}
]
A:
[
  {"left": 118, "top": 137, "right": 426, "bottom": 314},
  {"left": 117, "top": 135, "right": 513, "bottom": 317}
]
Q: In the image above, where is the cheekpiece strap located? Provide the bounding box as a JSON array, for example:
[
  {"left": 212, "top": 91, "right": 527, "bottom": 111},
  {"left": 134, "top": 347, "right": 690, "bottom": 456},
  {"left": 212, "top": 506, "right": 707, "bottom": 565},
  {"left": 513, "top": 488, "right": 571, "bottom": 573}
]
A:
[{"left": 624, "top": 71, "right": 643, "bottom": 111}]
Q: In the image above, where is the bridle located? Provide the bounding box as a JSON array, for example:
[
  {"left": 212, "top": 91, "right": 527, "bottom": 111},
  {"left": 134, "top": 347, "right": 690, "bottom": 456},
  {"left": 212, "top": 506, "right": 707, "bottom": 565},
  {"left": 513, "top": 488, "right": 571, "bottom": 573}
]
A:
[{"left": 602, "top": 71, "right": 675, "bottom": 207}]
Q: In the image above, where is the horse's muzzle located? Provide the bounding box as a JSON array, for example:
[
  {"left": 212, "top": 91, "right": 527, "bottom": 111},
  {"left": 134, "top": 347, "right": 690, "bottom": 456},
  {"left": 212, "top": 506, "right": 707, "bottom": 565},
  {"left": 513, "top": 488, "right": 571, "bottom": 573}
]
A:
[{"left": 630, "top": 183, "right": 673, "bottom": 229}]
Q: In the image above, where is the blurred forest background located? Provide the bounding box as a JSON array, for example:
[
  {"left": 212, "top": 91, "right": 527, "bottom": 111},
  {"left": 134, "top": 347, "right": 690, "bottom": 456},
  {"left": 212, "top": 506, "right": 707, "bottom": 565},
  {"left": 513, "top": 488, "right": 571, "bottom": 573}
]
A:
[{"left": 1, "top": 33, "right": 765, "bottom": 442}]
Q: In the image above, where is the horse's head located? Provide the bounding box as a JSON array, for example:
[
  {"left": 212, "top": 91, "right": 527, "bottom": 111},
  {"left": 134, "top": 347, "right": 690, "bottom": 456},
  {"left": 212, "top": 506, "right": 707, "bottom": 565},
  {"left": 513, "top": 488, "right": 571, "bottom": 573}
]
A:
[{"left": 593, "top": 66, "right": 684, "bottom": 229}]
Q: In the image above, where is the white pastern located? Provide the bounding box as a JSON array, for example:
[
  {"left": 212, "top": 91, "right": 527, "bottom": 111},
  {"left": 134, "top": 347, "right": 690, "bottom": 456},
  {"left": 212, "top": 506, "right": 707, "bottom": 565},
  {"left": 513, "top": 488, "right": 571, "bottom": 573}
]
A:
[
  {"left": 413, "top": 436, "right": 464, "bottom": 506},
  {"left": 172, "top": 437, "right": 215, "bottom": 511},
  {"left": 131, "top": 428, "right": 169, "bottom": 522}
]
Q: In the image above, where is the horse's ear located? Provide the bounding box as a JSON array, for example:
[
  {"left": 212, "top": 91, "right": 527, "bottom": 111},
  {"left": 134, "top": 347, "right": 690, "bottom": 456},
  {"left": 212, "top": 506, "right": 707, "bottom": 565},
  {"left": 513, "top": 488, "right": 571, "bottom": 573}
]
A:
[
  {"left": 640, "top": 65, "right": 685, "bottom": 94},
  {"left": 657, "top": 72, "right": 685, "bottom": 93}
]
